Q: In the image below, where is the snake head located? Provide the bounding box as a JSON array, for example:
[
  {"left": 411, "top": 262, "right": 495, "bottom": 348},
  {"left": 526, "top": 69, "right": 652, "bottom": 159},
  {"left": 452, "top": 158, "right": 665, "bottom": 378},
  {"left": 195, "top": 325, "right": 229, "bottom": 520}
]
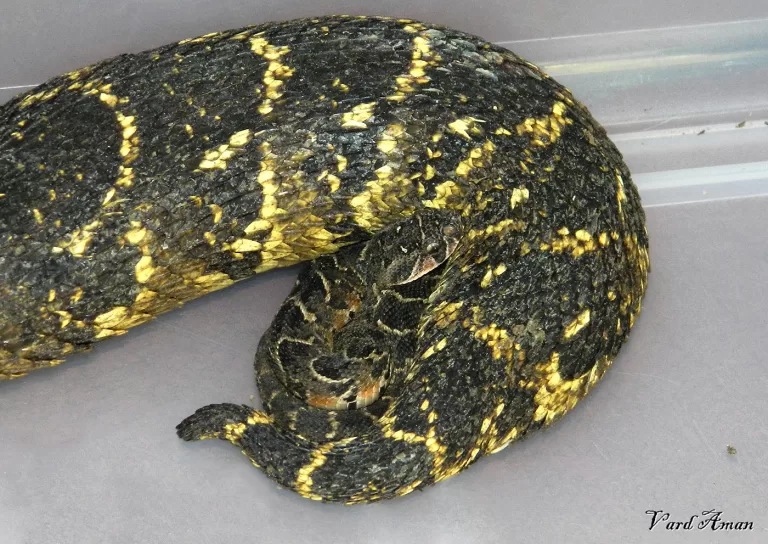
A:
[{"left": 366, "top": 209, "right": 464, "bottom": 287}]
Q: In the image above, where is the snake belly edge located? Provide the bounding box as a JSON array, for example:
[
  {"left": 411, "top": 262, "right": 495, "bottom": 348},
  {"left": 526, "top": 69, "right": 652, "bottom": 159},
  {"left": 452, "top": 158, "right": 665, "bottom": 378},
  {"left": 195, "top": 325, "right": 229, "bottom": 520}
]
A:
[{"left": 0, "top": 15, "right": 650, "bottom": 503}]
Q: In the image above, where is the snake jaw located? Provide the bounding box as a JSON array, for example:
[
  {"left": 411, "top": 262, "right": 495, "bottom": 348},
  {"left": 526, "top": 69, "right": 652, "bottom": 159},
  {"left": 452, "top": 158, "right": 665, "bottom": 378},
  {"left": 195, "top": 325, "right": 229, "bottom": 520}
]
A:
[
  {"left": 305, "top": 374, "right": 387, "bottom": 411},
  {"left": 306, "top": 392, "right": 350, "bottom": 411},
  {"left": 401, "top": 255, "right": 440, "bottom": 284},
  {"left": 354, "top": 375, "right": 387, "bottom": 409}
]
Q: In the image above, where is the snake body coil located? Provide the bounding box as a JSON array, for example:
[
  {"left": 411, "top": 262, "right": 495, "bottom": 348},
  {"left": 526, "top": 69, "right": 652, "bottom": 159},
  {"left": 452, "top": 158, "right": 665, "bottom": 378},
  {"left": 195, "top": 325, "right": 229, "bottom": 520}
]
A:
[{"left": 0, "top": 16, "right": 649, "bottom": 503}]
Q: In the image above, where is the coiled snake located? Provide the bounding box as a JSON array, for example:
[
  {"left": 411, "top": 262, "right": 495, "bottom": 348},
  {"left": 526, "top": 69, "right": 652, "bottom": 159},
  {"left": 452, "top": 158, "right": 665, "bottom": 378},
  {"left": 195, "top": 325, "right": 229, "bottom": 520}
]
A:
[{"left": 0, "top": 15, "right": 649, "bottom": 503}]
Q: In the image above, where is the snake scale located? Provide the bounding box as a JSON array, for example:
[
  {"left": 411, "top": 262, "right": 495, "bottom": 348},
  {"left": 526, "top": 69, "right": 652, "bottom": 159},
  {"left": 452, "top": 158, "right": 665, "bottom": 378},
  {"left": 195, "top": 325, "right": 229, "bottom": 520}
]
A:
[{"left": 0, "top": 15, "right": 650, "bottom": 503}]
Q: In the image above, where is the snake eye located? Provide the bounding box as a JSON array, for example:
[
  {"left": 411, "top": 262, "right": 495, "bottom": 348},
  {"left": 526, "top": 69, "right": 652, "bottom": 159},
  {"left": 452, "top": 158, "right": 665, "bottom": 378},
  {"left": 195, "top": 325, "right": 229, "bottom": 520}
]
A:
[{"left": 426, "top": 242, "right": 440, "bottom": 255}]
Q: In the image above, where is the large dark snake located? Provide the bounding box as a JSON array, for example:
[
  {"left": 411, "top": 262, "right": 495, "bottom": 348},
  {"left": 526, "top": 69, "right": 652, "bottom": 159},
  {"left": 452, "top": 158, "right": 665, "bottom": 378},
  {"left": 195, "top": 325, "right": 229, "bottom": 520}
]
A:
[{"left": 0, "top": 15, "right": 650, "bottom": 503}]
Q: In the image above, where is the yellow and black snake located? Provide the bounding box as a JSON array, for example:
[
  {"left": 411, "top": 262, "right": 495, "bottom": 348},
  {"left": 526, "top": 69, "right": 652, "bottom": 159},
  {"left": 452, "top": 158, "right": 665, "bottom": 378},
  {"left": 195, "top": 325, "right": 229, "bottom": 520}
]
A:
[{"left": 0, "top": 15, "right": 650, "bottom": 503}]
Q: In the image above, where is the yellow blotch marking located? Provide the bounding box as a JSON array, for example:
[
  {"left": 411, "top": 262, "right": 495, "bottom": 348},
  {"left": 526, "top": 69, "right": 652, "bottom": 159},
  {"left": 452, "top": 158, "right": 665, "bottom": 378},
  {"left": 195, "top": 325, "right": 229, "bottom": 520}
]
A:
[
  {"left": 563, "top": 309, "right": 591, "bottom": 339},
  {"left": 331, "top": 78, "right": 350, "bottom": 92},
  {"left": 383, "top": 427, "right": 424, "bottom": 445},
  {"left": 101, "top": 188, "right": 117, "bottom": 207},
  {"left": 229, "top": 30, "right": 252, "bottom": 41},
  {"left": 251, "top": 37, "right": 294, "bottom": 115},
  {"left": 11, "top": 132, "right": 23, "bottom": 140},
  {"left": 209, "top": 204, "right": 223, "bottom": 224},
  {"left": 377, "top": 124, "right": 405, "bottom": 154},
  {"left": 389, "top": 33, "right": 441, "bottom": 101},
  {"left": 224, "top": 238, "right": 262, "bottom": 252},
  {"left": 341, "top": 102, "right": 376, "bottom": 130},
  {"left": 93, "top": 306, "right": 150, "bottom": 330},
  {"left": 575, "top": 229, "right": 591, "bottom": 242},
  {"left": 422, "top": 180, "right": 464, "bottom": 211},
  {"left": 348, "top": 165, "right": 418, "bottom": 230},
  {"left": 47, "top": 290, "right": 56, "bottom": 302},
  {"left": 198, "top": 129, "right": 252, "bottom": 170},
  {"left": 520, "top": 353, "right": 614, "bottom": 425},
  {"left": 124, "top": 225, "right": 148, "bottom": 245},
  {"left": 540, "top": 229, "right": 610, "bottom": 257},
  {"left": 455, "top": 140, "right": 495, "bottom": 177},
  {"left": 115, "top": 112, "right": 139, "bottom": 166},
  {"left": 462, "top": 307, "right": 518, "bottom": 362},
  {"left": 433, "top": 300, "right": 464, "bottom": 328},
  {"left": 99, "top": 92, "right": 118, "bottom": 108},
  {"left": 466, "top": 219, "right": 526, "bottom": 242},
  {"left": 54, "top": 310, "right": 72, "bottom": 329},
  {"left": 448, "top": 117, "right": 484, "bottom": 140},
  {"left": 335, "top": 154, "right": 348, "bottom": 172},
  {"left": 402, "top": 22, "right": 427, "bottom": 33},
  {"left": 178, "top": 31, "right": 223, "bottom": 45},
  {"left": 221, "top": 423, "right": 246, "bottom": 442},
  {"left": 135, "top": 255, "right": 156, "bottom": 284},
  {"left": 615, "top": 170, "right": 627, "bottom": 215},
  {"left": 243, "top": 142, "right": 346, "bottom": 270},
  {"left": 420, "top": 399, "right": 430, "bottom": 411},
  {"left": 295, "top": 443, "right": 336, "bottom": 499},
  {"left": 480, "top": 267, "right": 494, "bottom": 288},
  {"left": 515, "top": 101, "right": 572, "bottom": 147},
  {"left": 57, "top": 219, "right": 102, "bottom": 257},
  {"left": 18, "top": 87, "right": 62, "bottom": 108},
  {"left": 326, "top": 173, "right": 341, "bottom": 192},
  {"left": 194, "top": 272, "right": 234, "bottom": 291},
  {"left": 246, "top": 412, "right": 272, "bottom": 426},
  {"left": 62, "top": 231, "right": 93, "bottom": 256},
  {"left": 244, "top": 218, "right": 272, "bottom": 235},
  {"left": 421, "top": 337, "right": 448, "bottom": 359},
  {"left": 32, "top": 209, "right": 44, "bottom": 224},
  {"left": 488, "top": 427, "right": 519, "bottom": 455},
  {"left": 510, "top": 187, "right": 529, "bottom": 209},
  {"left": 70, "top": 287, "right": 84, "bottom": 303},
  {"left": 396, "top": 479, "right": 423, "bottom": 497}
]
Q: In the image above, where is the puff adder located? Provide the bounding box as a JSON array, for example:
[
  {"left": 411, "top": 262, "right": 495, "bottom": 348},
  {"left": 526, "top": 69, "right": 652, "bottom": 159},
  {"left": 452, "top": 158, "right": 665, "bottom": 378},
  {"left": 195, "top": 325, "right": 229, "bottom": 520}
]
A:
[{"left": 0, "top": 15, "right": 650, "bottom": 503}]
